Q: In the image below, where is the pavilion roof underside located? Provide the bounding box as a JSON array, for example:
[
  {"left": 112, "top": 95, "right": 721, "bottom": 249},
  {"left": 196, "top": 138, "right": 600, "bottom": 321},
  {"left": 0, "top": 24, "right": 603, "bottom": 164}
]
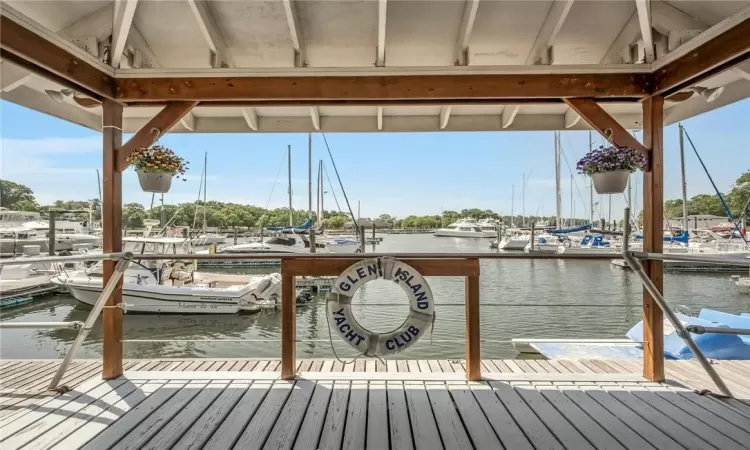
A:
[{"left": 1, "top": 0, "right": 749, "bottom": 132}]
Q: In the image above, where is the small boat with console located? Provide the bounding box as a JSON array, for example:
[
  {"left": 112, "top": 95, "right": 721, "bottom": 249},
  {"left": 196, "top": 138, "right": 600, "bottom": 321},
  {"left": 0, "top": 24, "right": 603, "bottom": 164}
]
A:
[
  {"left": 494, "top": 229, "right": 530, "bottom": 250},
  {"left": 52, "top": 237, "right": 284, "bottom": 314}
]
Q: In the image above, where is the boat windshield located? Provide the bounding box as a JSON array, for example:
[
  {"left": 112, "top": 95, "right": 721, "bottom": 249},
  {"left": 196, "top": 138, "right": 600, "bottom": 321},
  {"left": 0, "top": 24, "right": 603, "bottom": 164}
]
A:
[{"left": 265, "top": 236, "right": 297, "bottom": 246}]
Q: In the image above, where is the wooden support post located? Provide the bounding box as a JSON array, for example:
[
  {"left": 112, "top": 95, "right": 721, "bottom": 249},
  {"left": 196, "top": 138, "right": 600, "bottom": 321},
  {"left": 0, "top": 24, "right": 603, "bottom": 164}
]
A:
[
  {"left": 281, "top": 268, "right": 296, "bottom": 380},
  {"left": 102, "top": 99, "right": 123, "bottom": 379},
  {"left": 465, "top": 261, "right": 480, "bottom": 381},
  {"left": 642, "top": 96, "right": 665, "bottom": 382}
]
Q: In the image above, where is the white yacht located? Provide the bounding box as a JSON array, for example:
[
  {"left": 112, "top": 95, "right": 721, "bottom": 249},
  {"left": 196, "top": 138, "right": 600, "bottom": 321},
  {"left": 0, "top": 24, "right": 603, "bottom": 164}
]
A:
[
  {"left": 22, "top": 219, "right": 101, "bottom": 250},
  {"left": 217, "top": 233, "right": 321, "bottom": 255},
  {"left": 525, "top": 234, "right": 560, "bottom": 253},
  {"left": 191, "top": 233, "right": 227, "bottom": 246},
  {"left": 495, "top": 229, "right": 531, "bottom": 250},
  {"left": 320, "top": 235, "right": 359, "bottom": 253},
  {"left": 53, "top": 237, "right": 284, "bottom": 314},
  {"left": 434, "top": 218, "right": 495, "bottom": 238}
]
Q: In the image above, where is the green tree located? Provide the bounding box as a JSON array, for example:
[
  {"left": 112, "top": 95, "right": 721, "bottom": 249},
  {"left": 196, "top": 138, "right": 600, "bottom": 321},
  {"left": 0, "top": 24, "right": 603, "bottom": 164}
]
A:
[
  {"left": 122, "top": 203, "right": 146, "bottom": 228},
  {"left": 0, "top": 180, "right": 38, "bottom": 210},
  {"left": 687, "top": 194, "right": 725, "bottom": 216},
  {"left": 726, "top": 170, "right": 750, "bottom": 217}
]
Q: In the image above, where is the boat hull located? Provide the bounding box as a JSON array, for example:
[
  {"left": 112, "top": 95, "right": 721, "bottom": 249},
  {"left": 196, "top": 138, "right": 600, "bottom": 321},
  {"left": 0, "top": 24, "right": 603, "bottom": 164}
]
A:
[
  {"left": 434, "top": 230, "right": 494, "bottom": 238},
  {"left": 498, "top": 238, "right": 529, "bottom": 250}
]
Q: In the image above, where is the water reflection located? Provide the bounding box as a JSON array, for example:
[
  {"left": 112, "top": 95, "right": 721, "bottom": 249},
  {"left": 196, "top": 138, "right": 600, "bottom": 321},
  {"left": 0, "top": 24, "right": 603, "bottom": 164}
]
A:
[{"left": 1, "top": 234, "right": 747, "bottom": 360}]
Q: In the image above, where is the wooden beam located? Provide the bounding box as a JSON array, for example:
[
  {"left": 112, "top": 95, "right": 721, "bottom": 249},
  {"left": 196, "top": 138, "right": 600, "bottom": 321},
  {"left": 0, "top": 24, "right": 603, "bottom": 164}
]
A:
[
  {"left": 465, "top": 269, "right": 481, "bottom": 381},
  {"left": 241, "top": 107, "right": 258, "bottom": 130},
  {"left": 501, "top": 105, "right": 519, "bottom": 128},
  {"left": 439, "top": 106, "right": 451, "bottom": 129},
  {"left": 0, "top": 16, "right": 114, "bottom": 100},
  {"left": 117, "top": 101, "right": 199, "bottom": 171},
  {"left": 310, "top": 107, "right": 320, "bottom": 130},
  {"left": 376, "top": 0, "right": 387, "bottom": 67},
  {"left": 283, "top": 258, "right": 480, "bottom": 277},
  {"left": 563, "top": 98, "right": 649, "bottom": 157},
  {"left": 635, "top": 0, "right": 655, "bottom": 63},
  {"left": 187, "top": 0, "right": 233, "bottom": 68},
  {"left": 102, "top": 99, "right": 123, "bottom": 380},
  {"left": 526, "top": 0, "right": 575, "bottom": 64},
  {"left": 280, "top": 274, "right": 296, "bottom": 380},
  {"left": 115, "top": 73, "right": 651, "bottom": 102},
  {"left": 455, "top": 0, "right": 480, "bottom": 66},
  {"left": 282, "top": 0, "right": 305, "bottom": 67},
  {"left": 111, "top": 0, "right": 138, "bottom": 68},
  {"left": 652, "top": 16, "right": 750, "bottom": 96},
  {"left": 642, "top": 95, "right": 664, "bottom": 382}
]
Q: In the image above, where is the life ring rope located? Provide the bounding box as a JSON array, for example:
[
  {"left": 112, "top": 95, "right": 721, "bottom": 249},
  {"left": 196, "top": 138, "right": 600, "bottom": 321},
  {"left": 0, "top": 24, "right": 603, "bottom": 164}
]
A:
[{"left": 325, "top": 257, "right": 436, "bottom": 363}]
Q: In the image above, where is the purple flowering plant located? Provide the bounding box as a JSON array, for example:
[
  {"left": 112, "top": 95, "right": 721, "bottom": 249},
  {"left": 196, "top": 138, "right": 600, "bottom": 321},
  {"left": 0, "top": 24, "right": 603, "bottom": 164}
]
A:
[{"left": 576, "top": 145, "right": 647, "bottom": 176}]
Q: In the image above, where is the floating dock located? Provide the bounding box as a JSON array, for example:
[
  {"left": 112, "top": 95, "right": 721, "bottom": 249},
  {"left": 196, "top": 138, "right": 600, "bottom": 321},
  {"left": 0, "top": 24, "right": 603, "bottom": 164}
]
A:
[{"left": 611, "top": 258, "right": 750, "bottom": 273}]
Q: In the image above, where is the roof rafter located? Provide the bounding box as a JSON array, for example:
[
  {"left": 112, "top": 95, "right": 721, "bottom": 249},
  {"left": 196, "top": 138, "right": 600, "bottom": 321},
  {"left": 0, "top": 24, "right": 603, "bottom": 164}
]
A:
[
  {"left": 439, "top": 106, "right": 452, "bottom": 129},
  {"left": 376, "top": 106, "right": 383, "bottom": 130},
  {"left": 376, "top": 0, "right": 387, "bottom": 67},
  {"left": 111, "top": 0, "right": 138, "bottom": 68},
  {"left": 635, "top": 0, "right": 655, "bottom": 63},
  {"left": 242, "top": 107, "right": 258, "bottom": 130},
  {"left": 282, "top": 0, "right": 306, "bottom": 67},
  {"left": 455, "top": 0, "right": 480, "bottom": 66},
  {"left": 187, "top": 0, "right": 233, "bottom": 68},
  {"left": 310, "top": 107, "right": 320, "bottom": 130}
]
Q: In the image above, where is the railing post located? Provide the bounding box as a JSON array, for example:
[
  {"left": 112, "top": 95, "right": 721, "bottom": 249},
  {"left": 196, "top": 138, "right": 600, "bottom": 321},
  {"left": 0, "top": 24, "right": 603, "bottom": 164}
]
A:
[
  {"left": 281, "top": 259, "right": 296, "bottom": 380},
  {"left": 465, "top": 258, "right": 480, "bottom": 381},
  {"left": 642, "top": 96, "right": 665, "bottom": 382}
]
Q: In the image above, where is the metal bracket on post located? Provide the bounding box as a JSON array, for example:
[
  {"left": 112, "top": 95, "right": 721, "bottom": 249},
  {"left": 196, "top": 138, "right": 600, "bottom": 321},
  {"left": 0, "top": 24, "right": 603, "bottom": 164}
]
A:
[
  {"left": 48, "top": 252, "right": 133, "bottom": 392},
  {"left": 622, "top": 251, "right": 732, "bottom": 398}
]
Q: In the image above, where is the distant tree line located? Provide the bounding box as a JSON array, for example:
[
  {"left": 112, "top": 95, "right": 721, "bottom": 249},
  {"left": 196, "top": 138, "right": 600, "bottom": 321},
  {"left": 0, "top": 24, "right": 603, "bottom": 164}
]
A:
[{"left": 1, "top": 169, "right": 747, "bottom": 230}]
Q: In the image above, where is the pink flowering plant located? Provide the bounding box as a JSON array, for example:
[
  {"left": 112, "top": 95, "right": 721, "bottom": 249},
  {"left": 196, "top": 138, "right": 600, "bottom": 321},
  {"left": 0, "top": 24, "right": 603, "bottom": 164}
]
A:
[{"left": 576, "top": 145, "right": 647, "bottom": 176}]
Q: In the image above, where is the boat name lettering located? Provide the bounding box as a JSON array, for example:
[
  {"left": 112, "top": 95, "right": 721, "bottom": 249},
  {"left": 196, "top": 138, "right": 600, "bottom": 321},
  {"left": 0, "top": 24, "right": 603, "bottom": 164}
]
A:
[
  {"left": 199, "top": 297, "right": 233, "bottom": 303},
  {"left": 178, "top": 303, "right": 221, "bottom": 309},
  {"left": 333, "top": 308, "right": 365, "bottom": 346}
]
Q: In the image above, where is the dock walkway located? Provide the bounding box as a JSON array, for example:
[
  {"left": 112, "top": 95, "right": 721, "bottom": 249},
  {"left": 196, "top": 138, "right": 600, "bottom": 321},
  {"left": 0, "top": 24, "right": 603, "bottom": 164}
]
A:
[{"left": 1, "top": 359, "right": 750, "bottom": 449}]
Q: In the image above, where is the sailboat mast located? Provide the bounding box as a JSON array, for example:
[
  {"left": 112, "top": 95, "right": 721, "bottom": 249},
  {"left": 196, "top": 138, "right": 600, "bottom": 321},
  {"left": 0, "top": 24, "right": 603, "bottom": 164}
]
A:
[
  {"left": 319, "top": 160, "right": 324, "bottom": 222},
  {"left": 288, "top": 145, "right": 293, "bottom": 226},
  {"left": 555, "top": 131, "right": 562, "bottom": 229},
  {"left": 511, "top": 184, "right": 515, "bottom": 227},
  {"left": 203, "top": 151, "right": 207, "bottom": 232},
  {"left": 588, "top": 131, "right": 594, "bottom": 225},
  {"left": 569, "top": 174, "right": 574, "bottom": 227},
  {"left": 679, "top": 123, "right": 689, "bottom": 232},
  {"left": 308, "top": 134, "right": 313, "bottom": 221},
  {"left": 522, "top": 173, "right": 526, "bottom": 227},
  {"left": 316, "top": 160, "right": 321, "bottom": 225}
]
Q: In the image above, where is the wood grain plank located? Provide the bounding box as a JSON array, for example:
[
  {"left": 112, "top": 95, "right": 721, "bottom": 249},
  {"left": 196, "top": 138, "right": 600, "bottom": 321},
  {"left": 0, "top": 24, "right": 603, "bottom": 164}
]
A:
[
  {"left": 233, "top": 381, "right": 294, "bottom": 450},
  {"left": 317, "top": 381, "right": 350, "bottom": 450},
  {"left": 342, "top": 382, "right": 368, "bottom": 450},
  {"left": 448, "top": 383, "right": 503, "bottom": 448},
  {"left": 263, "top": 380, "right": 315, "bottom": 450},
  {"left": 50, "top": 382, "right": 164, "bottom": 450},
  {"left": 80, "top": 381, "right": 187, "bottom": 450},
  {"left": 202, "top": 382, "right": 272, "bottom": 449},
  {"left": 366, "top": 382, "right": 388, "bottom": 450},
  {"left": 293, "top": 382, "right": 334, "bottom": 450},
  {"left": 490, "top": 381, "right": 564, "bottom": 450},
  {"left": 387, "top": 382, "right": 414, "bottom": 450},
  {"left": 425, "top": 383, "right": 473, "bottom": 449},
  {"left": 560, "top": 386, "right": 657, "bottom": 450},
  {"left": 470, "top": 382, "right": 533, "bottom": 450},
  {"left": 404, "top": 382, "right": 441, "bottom": 450},
  {"left": 142, "top": 381, "right": 228, "bottom": 450},
  {"left": 171, "top": 382, "right": 251, "bottom": 450}
]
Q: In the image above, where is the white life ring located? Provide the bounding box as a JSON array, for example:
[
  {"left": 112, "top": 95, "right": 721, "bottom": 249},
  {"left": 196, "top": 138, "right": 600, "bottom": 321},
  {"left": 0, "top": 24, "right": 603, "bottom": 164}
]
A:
[{"left": 326, "top": 257, "right": 435, "bottom": 357}]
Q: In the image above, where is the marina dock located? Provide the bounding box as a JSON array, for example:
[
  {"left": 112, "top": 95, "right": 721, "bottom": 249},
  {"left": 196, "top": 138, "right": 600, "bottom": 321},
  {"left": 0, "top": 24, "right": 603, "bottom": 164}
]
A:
[{"left": 2, "top": 358, "right": 750, "bottom": 449}]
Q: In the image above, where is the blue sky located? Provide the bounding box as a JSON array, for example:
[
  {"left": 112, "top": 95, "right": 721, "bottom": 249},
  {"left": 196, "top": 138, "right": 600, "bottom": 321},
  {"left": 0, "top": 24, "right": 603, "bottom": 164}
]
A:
[{"left": 1, "top": 99, "right": 748, "bottom": 220}]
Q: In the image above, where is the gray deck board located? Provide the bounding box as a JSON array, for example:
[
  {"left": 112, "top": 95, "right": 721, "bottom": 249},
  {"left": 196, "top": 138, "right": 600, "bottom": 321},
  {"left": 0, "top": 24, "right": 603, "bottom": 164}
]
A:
[{"left": 0, "top": 359, "right": 748, "bottom": 450}]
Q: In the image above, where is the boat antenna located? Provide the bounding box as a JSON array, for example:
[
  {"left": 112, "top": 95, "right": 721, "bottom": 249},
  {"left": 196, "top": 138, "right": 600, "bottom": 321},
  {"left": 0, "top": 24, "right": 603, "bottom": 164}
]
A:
[
  {"left": 321, "top": 133, "right": 358, "bottom": 232},
  {"left": 683, "top": 126, "right": 748, "bottom": 244}
]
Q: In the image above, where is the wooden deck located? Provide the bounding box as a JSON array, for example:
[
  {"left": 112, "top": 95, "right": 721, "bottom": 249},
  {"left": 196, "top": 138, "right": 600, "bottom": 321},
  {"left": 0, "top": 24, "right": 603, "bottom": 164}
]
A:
[{"left": 1, "top": 359, "right": 750, "bottom": 449}]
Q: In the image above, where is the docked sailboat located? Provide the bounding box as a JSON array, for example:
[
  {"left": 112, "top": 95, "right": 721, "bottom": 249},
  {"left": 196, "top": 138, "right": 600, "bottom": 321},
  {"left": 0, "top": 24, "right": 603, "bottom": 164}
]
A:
[
  {"left": 495, "top": 229, "right": 531, "bottom": 250},
  {"left": 52, "top": 237, "right": 284, "bottom": 314}
]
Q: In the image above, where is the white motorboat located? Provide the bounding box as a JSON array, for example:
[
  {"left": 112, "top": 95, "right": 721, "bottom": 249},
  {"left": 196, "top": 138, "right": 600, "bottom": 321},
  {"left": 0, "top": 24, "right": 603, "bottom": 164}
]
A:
[
  {"left": 218, "top": 233, "right": 320, "bottom": 255},
  {"left": 22, "top": 219, "right": 101, "bottom": 250},
  {"left": 557, "top": 234, "right": 621, "bottom": 254},
  {"left": 495, "top": 229, "right": 530, "bottom": 250},
  {"left": 0, "top": 245, "right": 90, "bottom": 302},
  {"left": 0, "top": 227, "right": 48, "bottom": 257},
  {"left": 525, "top": 234, "right": 560, "bottom": 253},
  {"left": 191, "top": 233, "right": 227, "bottom": 246},
  {"left": 434, "top": 218, "right": 495, "bottom": 238},
  {"left": 52, "top": 237, "right": 283, "bottom": 314},
  {"left": 320, "top": 235, "right": 359, "bottom": 253}
]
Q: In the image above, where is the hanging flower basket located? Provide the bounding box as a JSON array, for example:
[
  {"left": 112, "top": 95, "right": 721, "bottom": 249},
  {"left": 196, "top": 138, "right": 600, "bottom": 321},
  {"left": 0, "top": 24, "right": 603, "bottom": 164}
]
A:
[
  {"left": 577, "top": 145, "right": 646, "bottom": 195},
  {"left": 126, "top": 144, "right": 188, "bottom": 194}
]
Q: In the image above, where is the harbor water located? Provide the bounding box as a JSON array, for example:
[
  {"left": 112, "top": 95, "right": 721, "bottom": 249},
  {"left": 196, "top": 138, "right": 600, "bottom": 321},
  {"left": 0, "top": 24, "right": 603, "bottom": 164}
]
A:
[{"left": 0, "top": 234, "right": 746, "bottom": 360}]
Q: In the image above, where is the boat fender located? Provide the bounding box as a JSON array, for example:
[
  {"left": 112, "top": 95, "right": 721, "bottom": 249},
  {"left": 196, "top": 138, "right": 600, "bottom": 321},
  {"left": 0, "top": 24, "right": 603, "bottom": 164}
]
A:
[
  {"left": 563, "top": 240, "right": 572, "bottom": 248},
  {"left": 326, "top": 257, "right": 435, "bottom": 357}
]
